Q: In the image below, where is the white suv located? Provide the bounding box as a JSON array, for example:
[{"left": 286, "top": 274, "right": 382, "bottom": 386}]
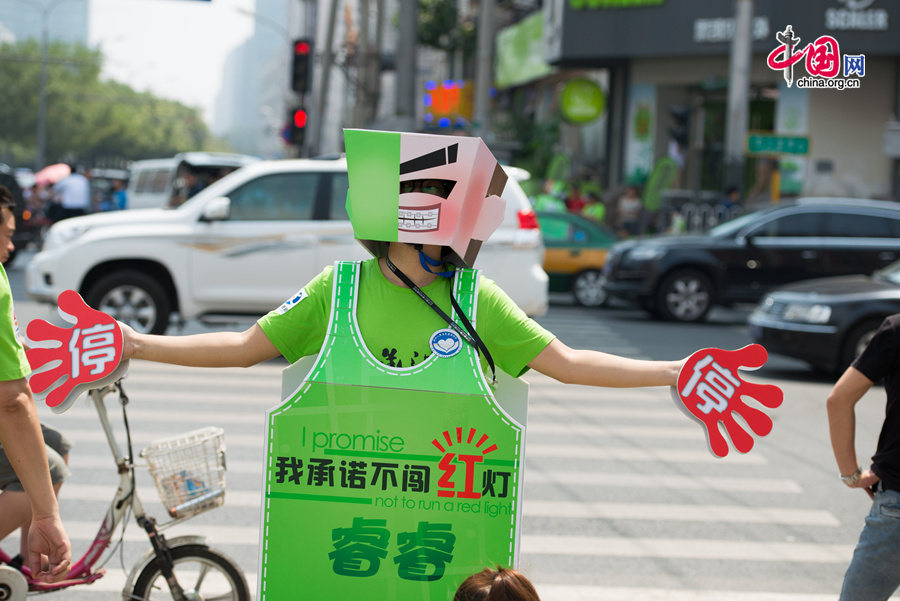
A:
[{"left": 27, "top": 158, "right": 548, "bottom": 334}]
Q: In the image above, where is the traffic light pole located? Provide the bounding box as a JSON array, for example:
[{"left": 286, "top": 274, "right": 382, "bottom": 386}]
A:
[
  {"left": 724, "top": 0, "right": 753, "bottom": 192},
  {"left": 472, "top": 0, "right": 494, "bottom": 138},
  {"left": 306, "top": 0, "right": 339, "bottom": 156}
]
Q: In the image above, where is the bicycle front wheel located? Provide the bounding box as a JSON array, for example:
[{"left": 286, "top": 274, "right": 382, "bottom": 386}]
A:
[{"left": 129, "top": 545, "right": 249, "bottom": 601}]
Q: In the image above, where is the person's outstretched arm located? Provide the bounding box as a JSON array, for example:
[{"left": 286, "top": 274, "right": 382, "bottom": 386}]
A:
[
  {"left": 826, "top": 366, "right": 880, "bottom": 496},
  {"left": 0, "top": 378, "right": 71, "bottom": 582},
  {"left": 123, "top": 323, "right": 281, "bottom": 368},
  {"left": 528, "top": 338, "right": 681, "bottom": 388}
]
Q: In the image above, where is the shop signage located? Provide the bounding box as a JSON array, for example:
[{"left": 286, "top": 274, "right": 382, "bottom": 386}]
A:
[
  {"left": 568, "top": 0, "right": 663, "bottom": 8},
  {"left": 693, "top": 16, "right": 770, "bottom": 43},
  {"left": 825, "top": 0, "right": 888, "bottom": 31},
  {"left": 746, "top": 132, "right": 810, "bottom": 156},
  {"left": 559, "top": 78, "right": 606, "bottom": 124}
]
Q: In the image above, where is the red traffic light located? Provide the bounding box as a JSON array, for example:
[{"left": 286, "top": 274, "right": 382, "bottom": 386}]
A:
[
  {"left": 293, "top": 109, "right": 308, "bottom": 128},
  {"left": 294, "top": 40, "right": 311, "bottom": 55}
]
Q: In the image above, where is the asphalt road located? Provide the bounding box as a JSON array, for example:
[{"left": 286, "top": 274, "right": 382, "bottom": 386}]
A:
[{"left": 4, "top": 252, "right": 896, "bottom": 600}]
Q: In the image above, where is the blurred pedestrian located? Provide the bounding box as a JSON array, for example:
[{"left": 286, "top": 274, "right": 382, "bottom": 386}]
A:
[
  {"left": 111, "top": 179, "right": 127, "bottom": 211},
  {"left": 531, "top": 180, "right": 566, "bottom": 212},
  {"left": 454, "top": 566, "right": 541, "bottom": 601},
  {"left": 582, "top": 192, "right": 606, "bottom": 224},
  {"left": 52, "top": 164, "right": 90, "bottom": 221},
  {"left": 826, "top": 314, "right": 900, "bottom": 601},
  {"left": 616, "top": 185, "right": 642, "bottom": 237},
  {"left": 565, "top": 182, "right": 588, "bottom": 214},
  {"left": 716, "top": 185, "right": 740, "bottom": 224}
]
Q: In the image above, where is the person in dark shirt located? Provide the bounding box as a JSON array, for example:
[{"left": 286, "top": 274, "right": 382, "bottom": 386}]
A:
[{"left": 826, "top": 314, "right": 900, "bottom": 601}]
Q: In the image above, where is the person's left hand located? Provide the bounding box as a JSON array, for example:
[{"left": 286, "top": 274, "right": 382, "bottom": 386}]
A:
[
  {"left": 26, "top": 513, "right": 71, "bottom": 583},
  {"left": 852, "top": 469, "right": 881, "bottom": 500}
]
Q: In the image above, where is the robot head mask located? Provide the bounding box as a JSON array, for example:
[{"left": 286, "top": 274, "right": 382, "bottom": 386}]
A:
[{"left": 344, "top": 129, "right": 508, "bottom": 268}]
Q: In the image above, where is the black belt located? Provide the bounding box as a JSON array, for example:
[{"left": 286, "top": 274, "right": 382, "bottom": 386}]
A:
[{"left": 874, "top": 480, "right": 899, "bottom": 493}]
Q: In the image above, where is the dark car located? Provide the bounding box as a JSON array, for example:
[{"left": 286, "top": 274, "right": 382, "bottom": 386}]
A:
[
  {"left": 602, "top": 198, "right": 900, "bottom": 322},
  {"left": 748, "top": 261, "right": 900, "bottom": 373},
  {"left": 537, "top": 211, "right": 618, "bottom": 306}
]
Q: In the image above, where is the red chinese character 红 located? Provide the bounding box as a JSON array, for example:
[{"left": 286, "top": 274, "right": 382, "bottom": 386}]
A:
[
  {"left": 671, "top": 344, "right": 783, "bottom": 458},
  {"left": 25, "top": 289, "right": 127, "bottom": 413},
  {"left": 805, "top": 35, "right": 841, "bottom": 78}
]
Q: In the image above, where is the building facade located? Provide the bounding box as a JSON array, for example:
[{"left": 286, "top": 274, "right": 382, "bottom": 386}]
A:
[{"left": 534, "top": 0, "right": 900, "bottom": 202}]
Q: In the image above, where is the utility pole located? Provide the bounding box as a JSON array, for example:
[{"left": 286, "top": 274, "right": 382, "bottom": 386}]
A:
[
  {"left": 352, "top": 0, "right": 371, "bottom": 128},
  {"left": 724, "top": 0, "right": 753, "bottom": 192},
  {"left": 308, "top": 0, "right": 339, "bottom": 156},
  {"left": 395, "top": 0, "right": 417, "bottom": 130},
  {"left": 472, "top": 0, "right": 494, "bottom": 138}
]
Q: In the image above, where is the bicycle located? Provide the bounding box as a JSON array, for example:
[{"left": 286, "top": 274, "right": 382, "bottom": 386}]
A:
[{"left": 0, "top": 378, "right": 250, "bottom": 601}]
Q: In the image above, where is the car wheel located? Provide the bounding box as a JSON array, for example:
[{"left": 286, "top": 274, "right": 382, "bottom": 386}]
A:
[
  {"left": 656, "top": 269, "right": 713, "bottom": 322},
  {"left": 85, "top": 271, "right": 170, "bottom": 335},
  {"left": 572, "top": 270, "right": 607, "bottom": 307},
  {"left": 840, "top": 319, "right": 882, "bottom": 371}
]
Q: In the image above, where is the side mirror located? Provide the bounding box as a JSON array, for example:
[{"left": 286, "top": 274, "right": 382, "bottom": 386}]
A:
[{"left": 201, "top": 197, "right": 230, "bottom": 222}]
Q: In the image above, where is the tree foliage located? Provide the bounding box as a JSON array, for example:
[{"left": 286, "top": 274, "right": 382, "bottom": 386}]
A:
[
  {"left": 417, "top": 0, "right": 476, "bottom": 58},
  {"left": 496, "top": 89, "right": 562, "bottom": 189},
  {"left": 0, "top": 40, "right": 228, "bottom": 167}
]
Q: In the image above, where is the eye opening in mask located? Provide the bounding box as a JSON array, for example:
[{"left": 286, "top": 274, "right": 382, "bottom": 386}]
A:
[{"left": 399, "top": 178, "right": 456, "bottom": 199}]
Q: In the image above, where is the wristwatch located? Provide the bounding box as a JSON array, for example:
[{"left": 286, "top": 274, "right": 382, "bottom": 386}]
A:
[{"left": 841, "top": 467, "right": 862, "bottom": 487}]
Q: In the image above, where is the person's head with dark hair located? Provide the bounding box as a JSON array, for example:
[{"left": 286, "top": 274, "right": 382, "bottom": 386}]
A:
[
  {"left": 454, "top": 566, "right": 541, "bottom": 601},
  {"left": 0, "top": 185, "right": 16, "bottom": 263},
  {"left": 0, "top": 185, "right": 16, "bottom": 213}
]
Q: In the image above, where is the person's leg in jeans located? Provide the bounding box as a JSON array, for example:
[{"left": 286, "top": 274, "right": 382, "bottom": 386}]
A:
[{"left": 839, "top": 488, "right": 900, "bottom": 601}]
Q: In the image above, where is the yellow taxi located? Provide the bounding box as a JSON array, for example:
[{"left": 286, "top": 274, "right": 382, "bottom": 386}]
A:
[{"left": 537, "top": 210, "right": 618, "bottom": 306}]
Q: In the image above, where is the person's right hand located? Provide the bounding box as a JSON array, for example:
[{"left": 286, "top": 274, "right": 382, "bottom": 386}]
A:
[{"left": 27, "top": 513, "right": 71, "bottom": 583}]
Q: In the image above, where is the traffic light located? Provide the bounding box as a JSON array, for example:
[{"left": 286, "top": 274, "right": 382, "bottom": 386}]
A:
[
  {"left": 291, "top": 38, "right": 313, "bottom": 94},
  {"left": 289, "top": 107, "right": 308, "bottom": 146}
]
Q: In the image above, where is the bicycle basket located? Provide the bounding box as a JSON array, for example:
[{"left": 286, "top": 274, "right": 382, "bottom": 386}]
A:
[{"left": 141, "top": 426, "right": 226, "bottom": 519}]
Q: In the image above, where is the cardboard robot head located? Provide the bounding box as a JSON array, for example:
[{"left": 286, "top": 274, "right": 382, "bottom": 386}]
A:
[{"left": 344, "top": 129, "right": 508, "bottom": 267}]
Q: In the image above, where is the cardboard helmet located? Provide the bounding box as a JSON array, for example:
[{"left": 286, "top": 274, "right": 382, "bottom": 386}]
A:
[{"left": 344, "top": 129, "right": 508, "bottom": 267}]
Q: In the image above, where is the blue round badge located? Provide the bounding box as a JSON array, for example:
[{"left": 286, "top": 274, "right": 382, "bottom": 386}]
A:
[{"left": 429, "top": 328, "right": 462, "bottom": 358}]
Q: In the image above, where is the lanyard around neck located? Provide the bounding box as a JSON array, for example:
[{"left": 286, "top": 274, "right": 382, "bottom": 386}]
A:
[{"left": 384, "top": 256, "right": 497, "bottom": 385}]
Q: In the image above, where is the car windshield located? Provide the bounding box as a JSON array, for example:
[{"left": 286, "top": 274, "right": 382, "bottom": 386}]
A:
[
  {"left": 874, "top": 260, "right": 900, "bottom": 285},
  {"left": 707, "top": 209, "right": 765, "bottom": 238}
]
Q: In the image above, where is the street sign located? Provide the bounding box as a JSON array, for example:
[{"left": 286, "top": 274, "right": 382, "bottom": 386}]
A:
[{"left": 746, "top": 132, "right": 810, "bottom": 156}]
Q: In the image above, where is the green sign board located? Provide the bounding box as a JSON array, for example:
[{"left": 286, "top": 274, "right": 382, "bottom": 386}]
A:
[
  {"left": 746, "top": 133, "right": 810, "bottom": 156},
  {"left": 560, "top": 78, "right": 607, "bottom": 124},
  {"left": 258, "top": 262, "right": 528, "bottom": 601},
  {"left": 495, "top": 12, "right": 553, "bottom": 89}
]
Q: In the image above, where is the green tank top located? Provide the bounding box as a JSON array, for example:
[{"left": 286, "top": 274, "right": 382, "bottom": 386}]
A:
[{"left": 259, "top": 261, "right": 528, "bottom": 601}]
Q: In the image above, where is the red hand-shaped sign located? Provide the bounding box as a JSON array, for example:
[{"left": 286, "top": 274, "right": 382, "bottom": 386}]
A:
[
  {"left": 671, "top": 344, "right": 783, "bottom": 458},
  {"left": 25, "top": 290, "right": 126, "bottom": 413}
]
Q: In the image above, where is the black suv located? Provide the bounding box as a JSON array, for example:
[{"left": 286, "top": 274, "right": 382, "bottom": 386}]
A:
[{"left": 602, "top": 198, "right": 900, "bottom": 322}]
